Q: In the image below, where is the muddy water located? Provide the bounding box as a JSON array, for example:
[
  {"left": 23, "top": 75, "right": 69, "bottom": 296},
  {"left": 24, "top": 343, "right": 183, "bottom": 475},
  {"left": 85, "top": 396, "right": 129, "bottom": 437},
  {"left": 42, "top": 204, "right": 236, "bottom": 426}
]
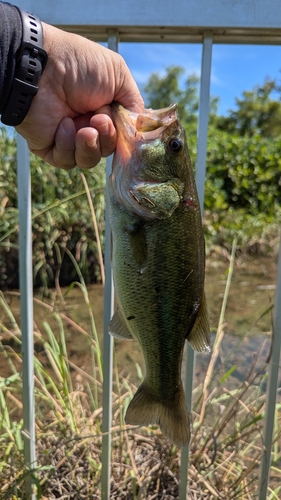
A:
[{"left": 1, "top": 255, "right": 277, "bottom": 385}]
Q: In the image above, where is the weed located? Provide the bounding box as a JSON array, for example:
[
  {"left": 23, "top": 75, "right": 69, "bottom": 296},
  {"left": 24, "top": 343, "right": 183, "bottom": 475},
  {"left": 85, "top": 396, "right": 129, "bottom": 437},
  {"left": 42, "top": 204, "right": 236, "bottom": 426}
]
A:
[{"left": 0, "top": 250, "right": 280, "bottom": 499}]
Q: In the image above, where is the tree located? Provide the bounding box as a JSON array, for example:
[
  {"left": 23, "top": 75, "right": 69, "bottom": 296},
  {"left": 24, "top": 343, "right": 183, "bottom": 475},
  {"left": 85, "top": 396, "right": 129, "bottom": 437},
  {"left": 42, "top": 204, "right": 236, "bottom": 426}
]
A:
[
  {"left": 144, "top": 65, "right": 219, "bottom": 130},
  {"left": 143, "top": 66, "right": 199, "bottom": 126},
  {"left": 216, "top": 79, "right": 281, "bottom": 137}
]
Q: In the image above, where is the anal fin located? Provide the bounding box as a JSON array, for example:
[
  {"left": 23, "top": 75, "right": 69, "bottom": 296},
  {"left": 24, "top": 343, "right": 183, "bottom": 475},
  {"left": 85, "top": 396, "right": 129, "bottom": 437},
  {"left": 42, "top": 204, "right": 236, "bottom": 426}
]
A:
[
  {"left": 186, "top": 292, "right": 211, "bottom": 353},
  {"left": 109, "top": 307, "right": 135, "bottom": 340}
]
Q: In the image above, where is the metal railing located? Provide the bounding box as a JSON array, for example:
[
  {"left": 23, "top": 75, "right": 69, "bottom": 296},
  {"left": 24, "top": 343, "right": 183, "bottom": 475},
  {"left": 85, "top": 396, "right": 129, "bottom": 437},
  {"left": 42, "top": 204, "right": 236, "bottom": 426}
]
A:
[{"left": 17, "top": 33, "right": 281, "bottom": 500}]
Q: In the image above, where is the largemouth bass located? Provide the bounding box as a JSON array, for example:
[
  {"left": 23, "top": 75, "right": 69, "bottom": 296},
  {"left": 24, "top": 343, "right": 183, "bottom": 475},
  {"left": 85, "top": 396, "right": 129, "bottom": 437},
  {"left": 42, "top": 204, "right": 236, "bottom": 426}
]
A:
[{"left": 108, "top": 103, "right": 210, "bottom": 447}]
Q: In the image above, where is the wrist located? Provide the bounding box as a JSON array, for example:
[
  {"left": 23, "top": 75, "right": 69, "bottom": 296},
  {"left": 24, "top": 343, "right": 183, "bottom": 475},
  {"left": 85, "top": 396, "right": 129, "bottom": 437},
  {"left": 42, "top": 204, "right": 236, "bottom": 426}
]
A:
[{"left": 1, "top": 8, "right": 47, "bottom": 127}]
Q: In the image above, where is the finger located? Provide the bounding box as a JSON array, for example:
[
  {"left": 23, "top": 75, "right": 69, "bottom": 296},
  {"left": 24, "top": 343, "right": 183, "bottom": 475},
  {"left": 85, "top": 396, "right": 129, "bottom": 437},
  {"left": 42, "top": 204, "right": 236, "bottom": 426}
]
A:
[
  {"left": 75, "top": 127, "right": 100, "bottom": 169},
  {"left": 45, "top": 117, "right": 77, "bottom": 170},
  {"left": 90, "top": 113, "right": 117, "bottom": 157},
  {"left": 92, "top": 105, "right": 113, "bottom": 121},
  {"left": 75, "top": 114, "right": 117, "bottom": 169}
]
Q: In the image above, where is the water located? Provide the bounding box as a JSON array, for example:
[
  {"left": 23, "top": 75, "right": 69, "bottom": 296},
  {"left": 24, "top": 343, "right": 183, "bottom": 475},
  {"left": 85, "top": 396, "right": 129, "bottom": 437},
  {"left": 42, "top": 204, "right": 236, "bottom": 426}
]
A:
[{"left": 0, "top": 255, "right": 277, "bottom": 385}]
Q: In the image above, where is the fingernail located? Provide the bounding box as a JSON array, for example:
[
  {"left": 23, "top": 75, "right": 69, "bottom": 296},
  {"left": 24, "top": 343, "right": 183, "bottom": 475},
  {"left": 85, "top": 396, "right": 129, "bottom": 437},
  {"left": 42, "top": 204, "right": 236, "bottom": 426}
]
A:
[
  {"left": 86, "top": 137, "right": 97, "bottom": 148},
  {"left": 98, "top": 122, "right": 109, "bottom": 136}
]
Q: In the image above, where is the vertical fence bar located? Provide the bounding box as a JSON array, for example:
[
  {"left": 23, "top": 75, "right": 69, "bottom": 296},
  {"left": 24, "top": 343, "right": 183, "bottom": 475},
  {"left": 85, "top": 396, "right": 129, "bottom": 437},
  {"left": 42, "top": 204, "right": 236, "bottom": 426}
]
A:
[
  {"left": 17, "top": 134, "right": 36, "bottom": 500},
  {"left": 258, "top": 234, "right": 281, "bottom": 500},
  {"left": 179, "top": 32, "right": 213, "bottom": 499},
  {"left": 195, "top": 32, "right": 213, "bottom": 208},
  {"left": 101, "top": 154, "right": 114, "bottom": 500},
  {"left": 101, "top": 30, "right": 118, "bottom": 500}
]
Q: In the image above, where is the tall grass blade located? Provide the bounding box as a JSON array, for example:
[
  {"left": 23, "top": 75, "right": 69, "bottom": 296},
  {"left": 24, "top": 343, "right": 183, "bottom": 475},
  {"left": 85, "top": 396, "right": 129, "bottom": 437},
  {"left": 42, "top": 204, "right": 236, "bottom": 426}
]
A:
[
  {"left": 63, "top": 248, "right": 103, "bottom": 399},
  {"left": 198, "top": 238, "right": 237, "bottom": 427},
  {"left": 80, "top": 171, "right": 105, "bottom": 285}
]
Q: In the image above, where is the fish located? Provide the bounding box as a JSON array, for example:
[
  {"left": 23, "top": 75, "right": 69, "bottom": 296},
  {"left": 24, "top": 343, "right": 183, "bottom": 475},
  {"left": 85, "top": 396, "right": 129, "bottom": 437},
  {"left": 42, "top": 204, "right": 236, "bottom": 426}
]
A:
[{"left": 108, "top": 103, "right": 210, "bottom": 447}]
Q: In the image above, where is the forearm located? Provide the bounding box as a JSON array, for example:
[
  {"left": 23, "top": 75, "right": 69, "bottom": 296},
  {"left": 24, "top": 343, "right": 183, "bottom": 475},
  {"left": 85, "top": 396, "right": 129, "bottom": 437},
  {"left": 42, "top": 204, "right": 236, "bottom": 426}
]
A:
[{"left": 0, "top": 2, "right": 22, "bottom": 112}]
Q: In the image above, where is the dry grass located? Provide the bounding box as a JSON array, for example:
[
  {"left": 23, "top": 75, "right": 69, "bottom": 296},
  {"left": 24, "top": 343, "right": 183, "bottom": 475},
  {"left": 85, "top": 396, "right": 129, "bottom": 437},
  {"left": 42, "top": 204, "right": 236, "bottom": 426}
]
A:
[
  {"left": 0, "top": 253, "right": 281, "bottom": 499},
  {"left": 1, "top": 335, "right": 281, "bottom": 499}
]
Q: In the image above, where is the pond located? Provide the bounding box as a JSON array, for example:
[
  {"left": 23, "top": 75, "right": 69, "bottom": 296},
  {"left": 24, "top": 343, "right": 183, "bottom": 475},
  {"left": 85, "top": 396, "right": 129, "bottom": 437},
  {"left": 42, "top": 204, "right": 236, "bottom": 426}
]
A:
[{"left": 0, "top": 254, "right": 277, "bottom": 386}]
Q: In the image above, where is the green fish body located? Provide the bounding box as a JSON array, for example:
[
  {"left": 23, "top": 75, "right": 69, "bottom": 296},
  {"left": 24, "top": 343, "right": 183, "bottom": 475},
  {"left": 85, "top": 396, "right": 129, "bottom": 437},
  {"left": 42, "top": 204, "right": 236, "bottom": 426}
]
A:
[{"left": 108, "top": 103, "right": 210, "bottom": 447}]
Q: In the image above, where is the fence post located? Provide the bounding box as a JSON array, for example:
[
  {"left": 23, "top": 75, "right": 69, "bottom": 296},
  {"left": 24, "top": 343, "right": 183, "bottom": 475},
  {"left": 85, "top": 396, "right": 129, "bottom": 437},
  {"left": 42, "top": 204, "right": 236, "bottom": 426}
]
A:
[
  {"left": 179, "top": 32, "right": 213, "bottom": 499},
  {"left": 17, "top": 134, "right": 37, "bottom": 500},
  {"left": 101, "top": 29, "right": 118, "bottom": 500},
  {"left": 259, "top": 235, "right": 281, "bottom": 499},
  {"left": 101, "top": 154, "right": 114, "bottom": 500}
]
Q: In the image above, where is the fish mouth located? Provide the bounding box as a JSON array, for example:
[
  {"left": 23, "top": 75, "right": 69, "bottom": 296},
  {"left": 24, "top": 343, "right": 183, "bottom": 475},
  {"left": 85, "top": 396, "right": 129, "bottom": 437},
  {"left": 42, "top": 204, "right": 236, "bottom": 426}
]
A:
[
  {"left": 111, "top": 102, "right": 179, "bottom": 163},
  {"left": 135, "top": 103, "right": 178, "bottom": 133},
  {"left": 110, "top": 102, "right": 182, "bottom": 218},
  {"left": 112, "top": 102, "right": 178, "bottom": 132}
]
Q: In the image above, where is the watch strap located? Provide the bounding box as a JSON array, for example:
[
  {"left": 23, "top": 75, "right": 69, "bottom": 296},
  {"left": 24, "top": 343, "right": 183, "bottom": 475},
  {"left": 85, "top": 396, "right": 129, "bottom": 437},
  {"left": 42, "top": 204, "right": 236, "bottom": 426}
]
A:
[{"left": 1, "top": 8, "right": 48, "bottom": 126}]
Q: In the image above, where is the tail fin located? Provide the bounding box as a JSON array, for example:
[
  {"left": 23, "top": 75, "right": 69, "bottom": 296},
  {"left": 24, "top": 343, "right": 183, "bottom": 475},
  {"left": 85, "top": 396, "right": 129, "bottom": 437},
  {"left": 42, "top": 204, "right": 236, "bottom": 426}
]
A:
[{"left": 125, "top": 380, "right": 190, "bottom": 447}]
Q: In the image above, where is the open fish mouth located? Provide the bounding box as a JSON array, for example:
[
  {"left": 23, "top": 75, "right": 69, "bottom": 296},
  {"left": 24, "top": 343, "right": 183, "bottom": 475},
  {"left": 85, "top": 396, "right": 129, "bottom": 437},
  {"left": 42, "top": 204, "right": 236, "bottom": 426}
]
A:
[
  {"left": 111, "top": 102, "right": 179, "bottom": 147},
  {"left": 110, "top": 102, "right": 185, "bottom": 219},
  {"left": 135, "top": 103, "right": 178, "bottom": 132}
]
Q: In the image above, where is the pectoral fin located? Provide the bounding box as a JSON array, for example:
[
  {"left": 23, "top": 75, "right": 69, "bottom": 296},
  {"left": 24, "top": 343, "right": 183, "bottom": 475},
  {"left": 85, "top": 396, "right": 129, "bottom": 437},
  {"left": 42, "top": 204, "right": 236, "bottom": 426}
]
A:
[
  {"left": 109, "top": 307, "right": 135, "bottom": 340},
  {"left": 186, "top": 292, "right": 211, "bottom": 353},
  {"left": 127, "top": 219, "right": 148, "bottom": 273}
]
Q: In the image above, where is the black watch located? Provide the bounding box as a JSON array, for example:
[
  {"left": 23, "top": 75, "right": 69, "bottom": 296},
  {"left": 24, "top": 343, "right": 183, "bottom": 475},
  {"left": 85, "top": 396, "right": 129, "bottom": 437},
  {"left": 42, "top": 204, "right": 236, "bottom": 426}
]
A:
[{"left": 1, "top": 8, "right": 48, "bottom": 127}]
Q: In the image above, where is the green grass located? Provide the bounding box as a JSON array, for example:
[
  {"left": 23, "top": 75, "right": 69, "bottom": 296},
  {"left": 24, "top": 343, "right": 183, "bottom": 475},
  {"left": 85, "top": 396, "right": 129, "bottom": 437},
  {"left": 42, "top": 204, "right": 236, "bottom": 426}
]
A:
[
  {"left": 1, "top": 128, "right": 281, "bottom": 291},
  {"left": 0, "top": 249, "right": 280, "bottom": 499}
]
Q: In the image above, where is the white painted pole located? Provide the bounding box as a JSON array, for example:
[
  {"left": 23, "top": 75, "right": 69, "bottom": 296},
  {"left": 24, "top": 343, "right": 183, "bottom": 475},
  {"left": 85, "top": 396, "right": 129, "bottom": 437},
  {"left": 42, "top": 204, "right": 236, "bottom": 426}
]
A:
[
  {"left": 259, "top": 234, "right": 281, "bottom": 499},
  {"left": 179, "top": 32, "right": 213, "bottom": 499},
  {"left": 101, "top": 154, "right": 114, "bottom": 500},
  {"left": 17, "top": 134, "right": 37, "bottom": 500},
  {"left": 195, "top": 32, "right": 213, "bottom": 208},
  {"left": 101, "top": 30, "right": 118, "bottom": 500}
]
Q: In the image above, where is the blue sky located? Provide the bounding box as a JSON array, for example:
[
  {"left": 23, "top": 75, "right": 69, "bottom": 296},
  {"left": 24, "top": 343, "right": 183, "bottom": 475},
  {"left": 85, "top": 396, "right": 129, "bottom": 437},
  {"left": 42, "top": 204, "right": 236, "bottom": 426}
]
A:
[{"left": 119, "top": 42, "right": 281, "bottom": 116}]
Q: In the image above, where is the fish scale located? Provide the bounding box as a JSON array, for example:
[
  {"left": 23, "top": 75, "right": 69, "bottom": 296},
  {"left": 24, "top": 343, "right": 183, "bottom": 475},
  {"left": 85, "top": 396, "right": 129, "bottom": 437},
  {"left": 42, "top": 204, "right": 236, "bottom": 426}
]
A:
[{"left": 108, "top": 103, "right": 210, "bottom": 446}]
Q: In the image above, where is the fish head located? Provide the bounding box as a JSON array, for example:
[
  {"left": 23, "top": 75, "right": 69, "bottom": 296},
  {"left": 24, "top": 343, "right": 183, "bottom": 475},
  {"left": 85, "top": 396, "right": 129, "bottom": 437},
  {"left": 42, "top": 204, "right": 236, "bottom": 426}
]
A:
[{"left": 111, "top": 103, "right": 192, "bottom": 218}]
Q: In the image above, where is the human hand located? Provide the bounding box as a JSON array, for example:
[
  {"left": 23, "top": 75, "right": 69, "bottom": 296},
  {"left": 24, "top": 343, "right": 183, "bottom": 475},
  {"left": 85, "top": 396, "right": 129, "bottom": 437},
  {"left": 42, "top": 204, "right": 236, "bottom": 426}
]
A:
[{"left": 16, "top": 23, "right": 144, "bottom": 169}]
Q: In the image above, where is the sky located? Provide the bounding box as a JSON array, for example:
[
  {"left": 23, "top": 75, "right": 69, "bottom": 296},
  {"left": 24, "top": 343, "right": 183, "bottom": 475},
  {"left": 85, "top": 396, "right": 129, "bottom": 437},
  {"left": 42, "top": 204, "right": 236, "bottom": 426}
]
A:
[{"left": 118, "top": 42, "right": 281, "bottom": 116}]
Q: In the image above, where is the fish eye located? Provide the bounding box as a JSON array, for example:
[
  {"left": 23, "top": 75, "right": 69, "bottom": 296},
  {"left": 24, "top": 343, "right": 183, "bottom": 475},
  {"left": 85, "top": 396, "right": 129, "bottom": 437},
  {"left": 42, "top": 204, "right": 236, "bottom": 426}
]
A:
[{"left": 168, "top": 137, "right": 183, "bottom": 153}]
